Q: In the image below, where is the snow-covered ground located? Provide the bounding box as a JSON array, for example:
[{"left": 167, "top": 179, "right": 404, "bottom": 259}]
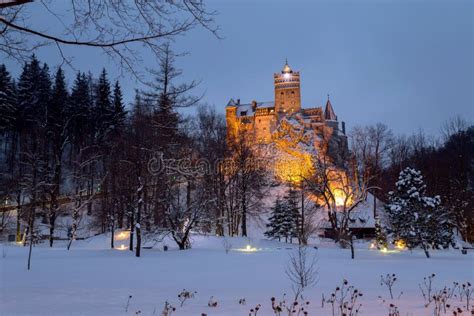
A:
[{"left": 1, "top": 233, "right": 473, "bottom": 316}]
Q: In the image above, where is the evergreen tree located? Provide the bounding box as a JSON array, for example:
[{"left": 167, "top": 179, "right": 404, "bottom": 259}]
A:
[
  {"left": 0, "top": 65, "right": 16, "bottom": 132},
  {"left": 17, "top": 56, "right": 45, "bottom": 130},
  {"left": 146, "top": 44, "right": 198, "bottom": 154},
  {"left": 48, "top": 67, "right": 68, "bottom": 138},
  {"left": 94, "top": 68, "right": 114, "bottom": 141},
  {"left": 265, "top": 191, "right": 302, "bottom": 243},
  {"left": 265, "top": 198, "right": 285, "bottom": 241},
  {"left": 69, "top": 72, "right": 93, "bottom": 148},
  {"left": 46, "top": 67, "right": 69, "bottom": 247},
  {"left": 386, "top": 167, "right": 454, "bottom": 258},
  {"left": 112, "top": 80, "right": 127, "bottom": 132},
  {"left": 284, "top": 189, "right": 301, "bottom": 243}
]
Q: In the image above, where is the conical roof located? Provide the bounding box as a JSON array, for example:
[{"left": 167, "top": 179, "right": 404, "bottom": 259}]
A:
[{"left": 324, "top": 97, "right": 337, "bottom": 121}]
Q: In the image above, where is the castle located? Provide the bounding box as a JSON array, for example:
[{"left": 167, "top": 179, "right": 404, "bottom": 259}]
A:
[{"left": 225, "top": 61, "right": 348, "bottom": 167}]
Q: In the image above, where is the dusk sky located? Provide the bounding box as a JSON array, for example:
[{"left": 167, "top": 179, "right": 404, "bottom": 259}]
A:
[{"left": 3, "top": 0, "right": 473, "bottom": 136}]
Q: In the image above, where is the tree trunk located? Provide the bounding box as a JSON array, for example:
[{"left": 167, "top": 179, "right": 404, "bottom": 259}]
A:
[
  {"left": 15, "top": 193, "right": 22, "bottom": 242},
  {"left": 135, "top": 224, "right": 141, "bottom": 257},
  {"left": 27, "top": 208, "right": 35, "bottom": 270},
  {"left": 300, "top": 188, "right": 306, "bottom": 245},
  {"left": 110, "top": 220, "right": 115, "bottom": 249},
  {"left": 136, "top": 180, "right": 143, "bottom": 258},
  {"left": 241, "top": 193, "right": 247, "bottom": 237},
  {"left": 350, "top": 235, "right": 355, "bottom": 259},
  {"left": 16, "top": 210, "right": 21, "bottom": 242},
  {"left": 129, "top": 209, "right": 134, "bottom": 252},
  {"left": 373, "top": 194, "right": 377, "bottom": 220},
  {"left": 49, "top": 158, "right": 61, "bottom": 247},
  {"left": 422, "top": 245, "right": 430, "bottom": 258},
  {"left": 49, "top": 212, "right": 56, "bottom": 247}
]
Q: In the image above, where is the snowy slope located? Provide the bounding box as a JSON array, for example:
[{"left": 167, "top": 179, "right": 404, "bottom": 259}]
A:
[{"left": 1, "top": 233, "right": 472, "bottom": 316}]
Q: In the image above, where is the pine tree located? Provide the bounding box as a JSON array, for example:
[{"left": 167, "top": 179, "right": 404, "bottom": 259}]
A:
[
  {"left": 49, "top": 67, "right": 68, "bottom": 137},
  {"left": 284, "top": 189, "right": 301, "bottom": 243},
  {"left": 386, "top": 167, "right": 454, "bottom": 258},
  {"left": 94, "top": 68, "right": 114, "bottom": 141},
  {"left": 265, "top": 191, "right": 302, "bottom": 243},
  {"left": 112, "top": 80, "right": 127, "bottom": 131},
  {"left": 0, "top": 64, "right": 16, "bottom": 132},
  {"left": 46, "top": 67, "right": 69, "bottom": 247},
  {"left": 265, "top": 198, "right": 285, "bottom": 241},
  {"left": 146, "top": 44, "right": 198, "bottom": 153},
  {"left": 17, "top": 56, "right": 45, "bottom": 130},
  {"left": 69, "top": 72, "right": 93, "bottom": 148}
]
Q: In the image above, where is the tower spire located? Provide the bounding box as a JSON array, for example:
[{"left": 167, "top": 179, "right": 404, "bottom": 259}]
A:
[
  {"left": 324, "top": 95, "right": 337, "bottom": 121},
  {"left": 282, "top": 59, "right": 292, "bottom": 74}
]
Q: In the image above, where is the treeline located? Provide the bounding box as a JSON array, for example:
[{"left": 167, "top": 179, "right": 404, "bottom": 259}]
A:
[
  {"left": 0, "top": 55, "right": 127, "bottom": 250},
  {"left": 382, "top": 124, "right": 474, "bottom": 243},
  {"left": 351, "top": 122, "right": 473, "bottom": 243},
  {"left": 0, "top": 53, "right": 472, "bottom": 266},
  {"left": 0, "top": 51, "right": 270, "bottom": 264}
]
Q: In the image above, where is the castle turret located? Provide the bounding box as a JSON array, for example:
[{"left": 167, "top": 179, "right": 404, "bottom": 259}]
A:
[
  {"left": 324, "top": 95, "right": 340, "bottom": 132},
  {"left": 274, "top": 60, "right": 301, "bottom": 114},
  {"left": 324, "top": 96, "right": 337, "bottom": 121},
  {"left": 225, "top": 98, "right": 239, "bottom": 140}
]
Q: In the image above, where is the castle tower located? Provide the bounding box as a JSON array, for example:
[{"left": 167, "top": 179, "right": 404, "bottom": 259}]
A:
[{"left": 274, "top": 60, "right": 301, "bottom": 114}]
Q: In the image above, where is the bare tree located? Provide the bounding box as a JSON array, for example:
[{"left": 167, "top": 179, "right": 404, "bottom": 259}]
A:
[
  {"left": 305, "top": 149, "right": 372, "bottom": 258},
  {"left": 135, "top": 177, "right": 143, "bottom": 257},
  {"left": 163, "top": 177, "right": 211, "bottom": 250},
  {"left": 0, "top": 1, "right": 219, "bottom": 78},
  {"left": 285, "top": 245, "right": 318, "bottom": 300},
  {"left": 192, "top": 105, "right": 227, "bottom": 235},
  {"left": 440, "top": 115, "right": 470, "bottom": 142},
  {"left": 20, "top": 148, "right": 47, "bottom": 270},
  {"left": 350, "top": 123, "right": 392, "bottom": 218},
  {"left": 224, "top": 130, "right": 267, "bottom": 237}
]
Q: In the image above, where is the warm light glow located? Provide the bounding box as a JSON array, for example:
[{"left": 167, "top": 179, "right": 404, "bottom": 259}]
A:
[
  {"left": 275, "top": 154, "right": 312, "bottom": 185},
  {"left": 332, "top": 189, "right": 347, "bottom": 207},
  {"left": 115, "top": 231, "right": 129, "bottom": 241},
  {"left": 283, "top": 73, "right": 291, "bottom": 80},
  {"left": 379, "top": 247, "right": 400, "bottom": 254},
  {"left": 327, "top": 169, "right": 353, "bottom": 207},
  {"left": 369, "top": 242, "right": 376, "bottom": 249},
  {"left": 394, "top": 240, "right": 406, "bottom": 250},
  {"left": 236, "top": 245, "right": 258, "bottom": 252},
  {"left": 117, "top": 244, "right": 127, "bottom": 251}
]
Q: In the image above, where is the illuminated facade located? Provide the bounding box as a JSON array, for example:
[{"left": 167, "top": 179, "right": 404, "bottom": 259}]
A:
[{"left": 225, "top": 61, "right": 349, "bottom": 169}]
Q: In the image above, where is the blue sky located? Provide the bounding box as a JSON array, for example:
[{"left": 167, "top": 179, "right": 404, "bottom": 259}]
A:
[{"left": 3, "top": 0, "right": 473, "bottom": 136}]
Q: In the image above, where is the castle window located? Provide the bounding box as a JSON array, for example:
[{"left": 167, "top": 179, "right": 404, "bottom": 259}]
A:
[
  {"left": 241, "top": 111, "right": 247, "bottom": 116},
  {"left": 291, "top": 91, "right": 295, "bottom": 94},
  {"left": 259, "top": 119, "right": 261, "bottom": 123},
  {"left": 281, "top": 92, "right": 284, "bottom": 95}
]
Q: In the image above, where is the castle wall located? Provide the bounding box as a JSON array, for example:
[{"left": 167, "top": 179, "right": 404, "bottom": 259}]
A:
[{"left": 254, "top": 114, "right": 276, "bottom": 143}]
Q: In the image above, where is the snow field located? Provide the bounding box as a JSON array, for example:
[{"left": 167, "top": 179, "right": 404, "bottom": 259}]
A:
[{"left": 1, "top": 234, "right": 473, "bottom": 315}]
